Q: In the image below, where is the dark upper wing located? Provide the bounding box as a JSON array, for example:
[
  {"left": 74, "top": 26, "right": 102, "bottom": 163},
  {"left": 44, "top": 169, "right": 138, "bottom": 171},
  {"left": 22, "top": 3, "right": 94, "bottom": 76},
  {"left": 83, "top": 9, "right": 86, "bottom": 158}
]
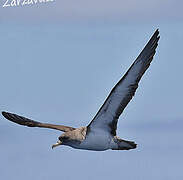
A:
[
  {"left": 87, "top": 30, "right": 160, "bottom": 136},
  {"left": 2, "top": 111, "right": 76, "bottom": 132}
]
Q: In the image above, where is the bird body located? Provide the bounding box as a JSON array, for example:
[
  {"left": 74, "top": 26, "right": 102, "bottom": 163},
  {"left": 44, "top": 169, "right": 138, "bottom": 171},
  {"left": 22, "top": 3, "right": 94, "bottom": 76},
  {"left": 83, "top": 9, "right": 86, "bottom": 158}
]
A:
[
  {"left": 57, "top": 127, "right": 136, "bottom": 151},
  {"left": 69, "top": 129, "right": 112, "bottom": 151},
  {"left": 2, "top": 29, "right": 160, "bottom": 151}
]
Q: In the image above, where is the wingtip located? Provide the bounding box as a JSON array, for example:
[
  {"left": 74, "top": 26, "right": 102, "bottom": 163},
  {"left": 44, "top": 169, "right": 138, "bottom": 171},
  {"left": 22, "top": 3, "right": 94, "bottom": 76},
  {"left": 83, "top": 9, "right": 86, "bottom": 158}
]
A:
[
  {"left": 2, "top": 111, "right": 14, "bottom": 120},
  {"left": 150, "top": 29, "right": 160, "bottom": 44},
  {"left": 155, "top": 29, "right": 160, "bottom": 37},
  {"left": 154, "top": 29, "right": 159, "bottom": 36},
  {"left": 2, "top": 111, "right": 10, "bottom": 119},
  {"left": 2, "top": 111, "right": 7, "bottom": 117}
]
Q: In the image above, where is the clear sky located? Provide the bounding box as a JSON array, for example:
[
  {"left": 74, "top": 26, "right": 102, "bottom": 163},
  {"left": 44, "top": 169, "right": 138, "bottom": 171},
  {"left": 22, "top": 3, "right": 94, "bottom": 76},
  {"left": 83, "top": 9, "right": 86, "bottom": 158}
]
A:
[{"left": 0, "top": 1, "right": 183, "bottom": 180}]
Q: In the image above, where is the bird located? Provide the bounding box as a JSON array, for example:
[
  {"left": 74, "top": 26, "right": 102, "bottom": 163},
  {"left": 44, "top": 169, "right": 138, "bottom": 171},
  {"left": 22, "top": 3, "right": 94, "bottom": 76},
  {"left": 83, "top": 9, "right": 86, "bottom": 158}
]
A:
[{"left": 2, "top": 29, "right": 160, "bottom": 151}]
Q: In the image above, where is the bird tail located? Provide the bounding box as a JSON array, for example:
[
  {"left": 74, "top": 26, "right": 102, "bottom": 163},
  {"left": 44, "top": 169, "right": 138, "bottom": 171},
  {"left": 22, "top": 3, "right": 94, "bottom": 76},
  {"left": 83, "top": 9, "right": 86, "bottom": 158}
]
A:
[{"left": 112, "top": 138, "right": 137, "bottom": 150}]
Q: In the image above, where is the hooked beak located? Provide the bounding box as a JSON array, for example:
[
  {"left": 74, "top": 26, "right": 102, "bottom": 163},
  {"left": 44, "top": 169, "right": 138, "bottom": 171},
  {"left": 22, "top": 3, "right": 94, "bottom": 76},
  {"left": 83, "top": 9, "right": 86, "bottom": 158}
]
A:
[{"left": 52, "top": 140, "right": 62, "bottom": 149}]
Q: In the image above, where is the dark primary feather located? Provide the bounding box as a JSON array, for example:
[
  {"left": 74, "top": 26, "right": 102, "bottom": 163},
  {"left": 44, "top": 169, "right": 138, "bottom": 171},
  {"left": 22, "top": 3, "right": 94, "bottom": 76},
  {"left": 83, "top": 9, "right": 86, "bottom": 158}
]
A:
[
  {"left": 88, "top": 29, "right": 160, "bottom": 136},
  {"left": 2, "top": 111, "right": 75, "bottom": 132}
]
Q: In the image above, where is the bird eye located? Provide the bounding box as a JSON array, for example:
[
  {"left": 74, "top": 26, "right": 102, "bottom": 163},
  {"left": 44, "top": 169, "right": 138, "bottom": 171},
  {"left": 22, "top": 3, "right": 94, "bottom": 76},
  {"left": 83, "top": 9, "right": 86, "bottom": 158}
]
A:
[{"left": 59, "top": 136, "right": 69, "bottom": 141}]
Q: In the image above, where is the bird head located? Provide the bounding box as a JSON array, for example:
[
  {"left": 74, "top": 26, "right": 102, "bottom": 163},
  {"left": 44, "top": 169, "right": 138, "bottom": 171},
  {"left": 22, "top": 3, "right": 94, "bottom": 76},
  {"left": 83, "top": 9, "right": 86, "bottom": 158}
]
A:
[{"left": 52, "top": 134, "right": 70, "bottom": 149}]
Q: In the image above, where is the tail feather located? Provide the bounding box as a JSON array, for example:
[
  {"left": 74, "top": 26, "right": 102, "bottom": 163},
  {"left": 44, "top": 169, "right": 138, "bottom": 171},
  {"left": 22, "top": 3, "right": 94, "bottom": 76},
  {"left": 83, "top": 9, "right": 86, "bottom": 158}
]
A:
[
  {"left": 112, "top": 138, "right": 137, "bottom": 150},
  {"left": 120, "top": 139, "right": 137, "bottom": 150}
]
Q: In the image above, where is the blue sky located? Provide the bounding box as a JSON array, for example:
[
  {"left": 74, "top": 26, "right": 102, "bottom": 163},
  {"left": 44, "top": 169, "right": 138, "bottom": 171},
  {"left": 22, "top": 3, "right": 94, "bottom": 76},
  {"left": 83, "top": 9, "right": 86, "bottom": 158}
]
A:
[{"left": 0, "top": 1, "right": 183, "bottom": 180}]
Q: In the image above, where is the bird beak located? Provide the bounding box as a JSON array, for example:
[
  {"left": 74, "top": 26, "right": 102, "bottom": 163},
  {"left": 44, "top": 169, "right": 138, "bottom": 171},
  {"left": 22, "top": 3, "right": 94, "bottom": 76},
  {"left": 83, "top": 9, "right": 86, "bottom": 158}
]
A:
[{"left": 52, "top": 140, "right": 62, "bottom": 149}]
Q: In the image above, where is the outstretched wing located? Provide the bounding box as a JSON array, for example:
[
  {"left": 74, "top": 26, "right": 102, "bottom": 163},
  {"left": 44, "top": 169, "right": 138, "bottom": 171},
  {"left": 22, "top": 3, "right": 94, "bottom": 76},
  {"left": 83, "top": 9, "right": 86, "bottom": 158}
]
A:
[
  {"left": 87, "top": 29, "right": 160, "bottom": 136},
  {"left": 2, "top": 111, "right": 76, "bottom": 132}
]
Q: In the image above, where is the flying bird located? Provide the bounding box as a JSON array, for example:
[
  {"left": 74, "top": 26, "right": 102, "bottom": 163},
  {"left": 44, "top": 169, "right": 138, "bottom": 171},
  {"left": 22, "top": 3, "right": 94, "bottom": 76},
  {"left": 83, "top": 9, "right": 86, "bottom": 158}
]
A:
[{"left": 2, "top": 30, "right": 160, "bottom": 151}]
